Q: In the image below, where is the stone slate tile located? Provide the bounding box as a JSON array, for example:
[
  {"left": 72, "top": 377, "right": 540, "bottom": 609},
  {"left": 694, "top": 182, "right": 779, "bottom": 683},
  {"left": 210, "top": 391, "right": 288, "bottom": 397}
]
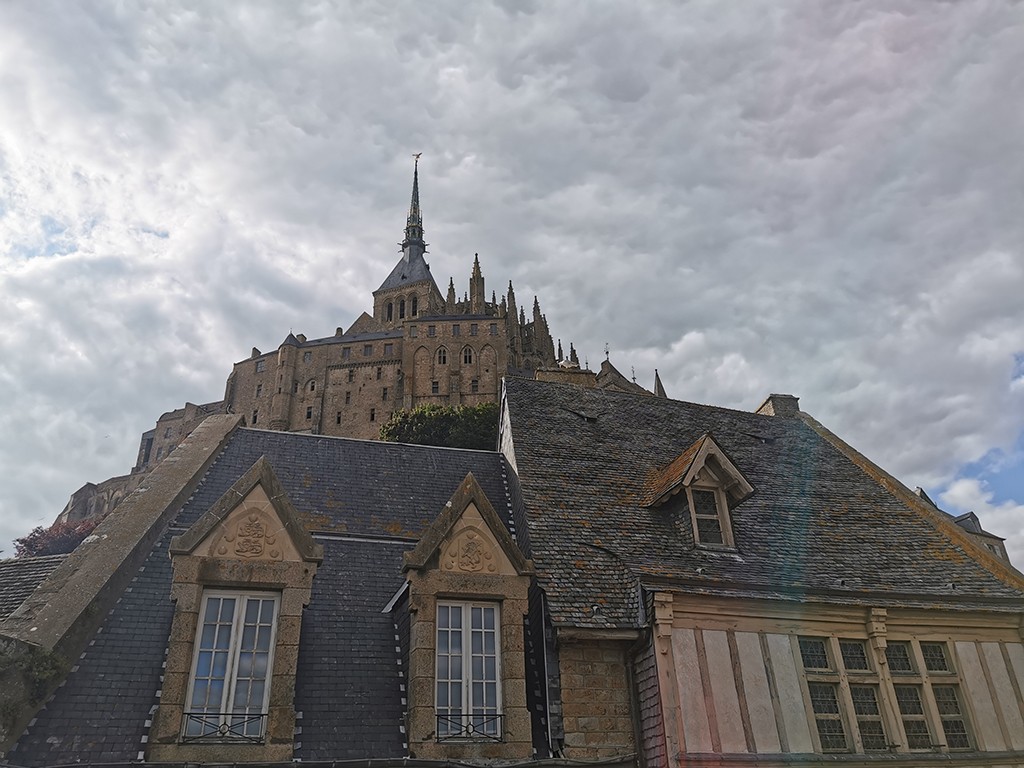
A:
[
  {"left": 503, "top": 377, "right": 1024, "bottom": 628},
  {"left": 12, "top": 537, "right": 173, "bottom": 766},
  {"left": 13, "top": 428, "right": 518, "bottom": 763},
  {"left": 0, "top": 555, "right": 68, "bottom": 620}
]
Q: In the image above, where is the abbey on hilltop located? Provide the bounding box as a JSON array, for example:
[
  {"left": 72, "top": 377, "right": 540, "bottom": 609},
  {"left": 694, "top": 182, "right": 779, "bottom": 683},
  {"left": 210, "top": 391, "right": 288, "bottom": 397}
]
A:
[
  {"left": 131, "top": 159, "right": 562, "bottom": 473},
  {"left": 59, "top": 160, "right": 656, "bottom": 525}
]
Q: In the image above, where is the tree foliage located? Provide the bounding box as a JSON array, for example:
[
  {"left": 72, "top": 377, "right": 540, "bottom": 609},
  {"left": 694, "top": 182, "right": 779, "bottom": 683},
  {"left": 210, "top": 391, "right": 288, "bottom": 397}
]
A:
[
  {"left": 14, "top": 517, "right": 100, "bottom": 558},
  {"left": 379, "top": 402, "right": 500, "bottom": 451}
]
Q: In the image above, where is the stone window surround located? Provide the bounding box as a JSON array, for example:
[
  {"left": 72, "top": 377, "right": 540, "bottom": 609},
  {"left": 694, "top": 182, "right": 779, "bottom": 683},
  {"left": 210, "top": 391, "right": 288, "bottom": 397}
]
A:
[
  {"left": 435, "top": 600, "right": 503, "bottom": 740},
  {"left": 147, "top": 457, "right": 322, "bottom": 763},
  {"left": 183, "top": 589, "right": 280, "bottom": 741},
  {"left": 401, "top": 473, "right": 535, "bottom": 761}
]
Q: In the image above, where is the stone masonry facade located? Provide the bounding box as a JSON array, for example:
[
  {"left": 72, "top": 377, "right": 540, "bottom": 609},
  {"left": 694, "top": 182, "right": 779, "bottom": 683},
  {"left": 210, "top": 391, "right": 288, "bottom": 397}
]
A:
[{"left": 559, "top": 639, "right": 636, "bottom": 759}]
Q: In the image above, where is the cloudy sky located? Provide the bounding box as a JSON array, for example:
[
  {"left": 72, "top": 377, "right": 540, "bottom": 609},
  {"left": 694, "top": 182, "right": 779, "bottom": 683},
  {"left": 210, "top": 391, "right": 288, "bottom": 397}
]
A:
[{"left": 1, "top": 1, "right": 1022, "bottom": 563}]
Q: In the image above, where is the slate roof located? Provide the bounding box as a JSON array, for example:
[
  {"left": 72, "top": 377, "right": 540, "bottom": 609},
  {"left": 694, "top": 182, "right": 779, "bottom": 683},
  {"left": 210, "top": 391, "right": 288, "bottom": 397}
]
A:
[
  {"left": 503, "top": 378, "right": 1024, "bottom": 628},
  {"left": 376, "top": 250, "right": 438, "bottom": 293},
  {"left": 0, "top": 555, "right": 68, "bottom": 620},
  {"left": 12, "top": 428, "right": 515, "bottom": 764}
]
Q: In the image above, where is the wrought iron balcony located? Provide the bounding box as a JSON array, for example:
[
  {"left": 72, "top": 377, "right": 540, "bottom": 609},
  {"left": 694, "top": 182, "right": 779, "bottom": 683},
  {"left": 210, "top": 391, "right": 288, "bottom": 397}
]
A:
[
  {"left": 436, "top": 712, "right": 503, "bottom": 742},
  {"left": 181, "top": 711, "right": 267, "bottom": 743}
]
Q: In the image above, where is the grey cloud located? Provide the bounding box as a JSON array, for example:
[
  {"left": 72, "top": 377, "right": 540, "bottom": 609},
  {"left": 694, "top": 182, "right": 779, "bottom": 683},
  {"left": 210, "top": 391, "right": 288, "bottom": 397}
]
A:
[{"left": 1, "top": 0, "right": 1023, "bottom": 562}]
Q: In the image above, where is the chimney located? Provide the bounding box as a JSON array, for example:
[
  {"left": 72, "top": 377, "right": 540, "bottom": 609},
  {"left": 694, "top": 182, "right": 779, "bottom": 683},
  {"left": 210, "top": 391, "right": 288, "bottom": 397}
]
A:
[{"left": 756, "top": 394, "right": 800, "bottom": 418}]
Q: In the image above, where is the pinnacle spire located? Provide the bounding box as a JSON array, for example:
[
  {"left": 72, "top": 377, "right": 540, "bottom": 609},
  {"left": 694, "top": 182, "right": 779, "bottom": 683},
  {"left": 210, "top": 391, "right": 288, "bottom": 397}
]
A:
[
  {"left": 654, "top": 369, "right": 668, "bottom": 398},
  {"left": 402, "top": 153, "right": 425, "bottom": 249}
]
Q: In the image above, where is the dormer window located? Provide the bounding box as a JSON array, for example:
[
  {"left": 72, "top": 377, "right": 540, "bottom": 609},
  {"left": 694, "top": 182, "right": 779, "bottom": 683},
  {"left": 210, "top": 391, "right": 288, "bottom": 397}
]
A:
[
  {"left": 688, "top": 486, "right": 732, "bottom": 546},
  {"left": 644, "top": 433, "right": 753, "bottom": 550}
]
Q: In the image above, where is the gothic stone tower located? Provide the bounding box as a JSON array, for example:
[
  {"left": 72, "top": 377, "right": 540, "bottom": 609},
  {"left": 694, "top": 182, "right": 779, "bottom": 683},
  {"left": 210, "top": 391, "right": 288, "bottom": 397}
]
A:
[{"left": 217, "top": 158, "right": 557, "bottom": 443}]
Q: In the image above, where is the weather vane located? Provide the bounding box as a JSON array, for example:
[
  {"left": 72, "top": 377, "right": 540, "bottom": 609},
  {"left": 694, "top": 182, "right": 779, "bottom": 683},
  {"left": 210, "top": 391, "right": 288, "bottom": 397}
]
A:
[{"left": 413, "top": 152, "right": 422, "bottom": 163}]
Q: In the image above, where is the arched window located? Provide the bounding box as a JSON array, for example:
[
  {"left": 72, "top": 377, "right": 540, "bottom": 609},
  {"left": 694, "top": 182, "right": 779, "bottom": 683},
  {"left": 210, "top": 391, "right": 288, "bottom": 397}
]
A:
[
  {"left": 309, "top": 380, "right": 316, "bottom": 392},
  {"left": 437, "top": 347, "right": 448, "bottom": 365},
  {"left": 387, "top": 302, "right": 394, "bottom": 321},
  {"left": 463, "top": 346, "right": 474, "bottom": 365},
  {"left": 412, "top": 296, "right": 418, "bottom": 316},
  {"left": 400, "top": 299, "right": 406, "bottom": 319}
]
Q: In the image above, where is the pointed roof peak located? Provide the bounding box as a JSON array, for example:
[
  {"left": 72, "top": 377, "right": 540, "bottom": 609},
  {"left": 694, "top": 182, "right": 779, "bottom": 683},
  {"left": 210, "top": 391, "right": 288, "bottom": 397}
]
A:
[
  {"left": 654, "top": 369, "right": 667, "bottom": 398},
  {"left": 402, "top": 153, "right": 425, "bottom": 248}
]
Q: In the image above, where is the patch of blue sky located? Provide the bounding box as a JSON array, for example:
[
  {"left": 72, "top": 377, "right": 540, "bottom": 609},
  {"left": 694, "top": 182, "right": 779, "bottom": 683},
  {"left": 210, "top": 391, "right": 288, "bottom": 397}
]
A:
[
  {"left": 932, "top": 431, "right": 1024, "bottom": 513},
  {"left": 139, "top": 226, "right": 169, "bottom": 238},
  {"left": 10, "top": 216, "right": 79, "bottom": 259}
]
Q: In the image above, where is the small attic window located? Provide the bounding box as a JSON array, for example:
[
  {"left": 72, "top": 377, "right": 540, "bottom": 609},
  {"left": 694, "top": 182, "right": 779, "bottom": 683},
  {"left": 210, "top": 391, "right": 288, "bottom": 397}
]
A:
[
  {"left": 646, "top": 433, "right": 753, "bottom": 551},
  {"left": 690, "top": 488, "right": 729, "bottom": 546}
]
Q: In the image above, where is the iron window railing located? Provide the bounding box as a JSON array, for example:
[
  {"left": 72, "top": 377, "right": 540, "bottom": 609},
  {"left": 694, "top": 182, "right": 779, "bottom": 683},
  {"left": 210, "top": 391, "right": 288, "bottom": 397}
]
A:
[
  {"left": 181, "top": 711, "right": 267, "bottom": 743},
  {"left": 436, "top": 712, "right": 504, "bottom": 742}
]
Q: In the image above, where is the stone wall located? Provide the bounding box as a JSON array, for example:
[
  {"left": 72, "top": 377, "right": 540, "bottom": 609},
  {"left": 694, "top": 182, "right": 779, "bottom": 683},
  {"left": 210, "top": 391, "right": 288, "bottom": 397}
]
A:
[{"left": 559, "top": 639, "right": 636, "bottom": 759}]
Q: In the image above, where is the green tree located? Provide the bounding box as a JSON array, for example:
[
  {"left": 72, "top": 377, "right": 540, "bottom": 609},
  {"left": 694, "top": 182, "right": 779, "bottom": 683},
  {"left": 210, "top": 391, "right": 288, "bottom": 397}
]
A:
[{"left": 379, "top": 402, "right": 499, "bottom": 450}]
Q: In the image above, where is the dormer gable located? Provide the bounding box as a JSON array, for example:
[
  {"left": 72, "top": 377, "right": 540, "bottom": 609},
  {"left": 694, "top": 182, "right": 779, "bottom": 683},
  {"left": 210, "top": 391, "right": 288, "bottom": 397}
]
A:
[
  {"left": 170, "top": 455, "right": 322, "bottom": 564},
  {"left": 645, "top": 433, "right": 754, "bottom": 549},
  {"left": 645, "top": 432, "right": 754, "bottom": 508},
  {"left": 401, "top": 472, "right": 534, "bottom": 759},
  {"left": 404, "top": 471, "right": 532, "bottom": 577},
  {"left": 152, "top": 456, "right": 320, "bottom": 762}
]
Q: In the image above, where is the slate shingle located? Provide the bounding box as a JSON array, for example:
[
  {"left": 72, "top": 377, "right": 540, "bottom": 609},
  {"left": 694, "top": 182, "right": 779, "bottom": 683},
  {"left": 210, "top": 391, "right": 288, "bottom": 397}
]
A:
[
  {"left": 11, "top": 428, "right": 515, "bottom": 763},
  {"left": 0, "top": 555, "right": 68, "bottom": 620},
  {"left": 503, "top": 377, "right": 1024, "bottom": 628}
]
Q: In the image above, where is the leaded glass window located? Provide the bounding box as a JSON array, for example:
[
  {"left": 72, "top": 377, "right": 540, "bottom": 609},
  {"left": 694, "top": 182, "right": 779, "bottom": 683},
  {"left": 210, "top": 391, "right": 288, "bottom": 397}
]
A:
[
  {"left": 850, "top": 685, "right": 887, "bottom": 750},
  {"left": 933, "top": 685, "right": 971, "bottom": 749},
  {"left": 799, "top": 637, "right": 830, "bottom": 670},
  {"left": 885, "top": 642, "right": 915, "bottom": 674},
  {"left": 808, "top": 682, "right": 847, "bottom": 752},
  {"left": 894, "top": 685, "right": 931, "bottom": 749}
]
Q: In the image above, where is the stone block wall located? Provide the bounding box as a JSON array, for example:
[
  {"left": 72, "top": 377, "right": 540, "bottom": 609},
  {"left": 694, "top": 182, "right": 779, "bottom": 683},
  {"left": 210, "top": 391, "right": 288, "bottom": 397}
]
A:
[{"left": 559, "top": 639, "right": 635, "bottom": 759}]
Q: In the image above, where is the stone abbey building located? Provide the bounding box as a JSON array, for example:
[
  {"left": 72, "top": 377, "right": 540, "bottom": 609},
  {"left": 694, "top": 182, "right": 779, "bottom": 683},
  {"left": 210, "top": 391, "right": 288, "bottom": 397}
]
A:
[
  {"left": 60, "top": 161, "right": 660, "bottom": 527},
  {"left": 135, "top": 162, "right": 558, "bottom": 469}
]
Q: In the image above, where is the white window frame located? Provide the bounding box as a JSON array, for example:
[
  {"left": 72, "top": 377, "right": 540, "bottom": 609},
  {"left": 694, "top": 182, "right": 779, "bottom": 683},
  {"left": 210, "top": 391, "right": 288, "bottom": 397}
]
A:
[
  {"left": 183, "top": 590, "right": 280, "bottom": 742},
  {"left": 435, "top": 601, "right": 503, "bottom": 741}
]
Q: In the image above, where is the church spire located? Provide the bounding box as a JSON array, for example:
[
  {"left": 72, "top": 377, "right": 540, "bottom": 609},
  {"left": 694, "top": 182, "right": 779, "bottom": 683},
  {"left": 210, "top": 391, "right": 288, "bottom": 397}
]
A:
[{"left": 402, "top": 153, "right": 425, "bottom": 251}]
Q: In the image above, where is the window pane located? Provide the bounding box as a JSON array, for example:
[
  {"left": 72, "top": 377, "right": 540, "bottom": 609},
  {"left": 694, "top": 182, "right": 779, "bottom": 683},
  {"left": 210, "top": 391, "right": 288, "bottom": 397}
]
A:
[
  {"left": 859, "top": 720, "right": 887, "bottom": 751},
  {"left": 696, "top": 516, "right": 723, "bottom": 544},
  {"left": 921, "top": 642, "right": 950, "bottom": 673},
  {"left": 903, "top": 720, "right": 931, "bottom": 750},
  {"left": 816, "top": 718, "right": 847, "bottom": 751},
  {"left": 692, "top": 490, "right": 718, "bottom": 517},
  {"left": 932, "top": 685, "right": 961, "bottom": 716},
  {"left": 840, "top": 639, "right": 869, "bottom": 671},
  {"left": 886, "top": 642, "right": 914, "bottom": 673},
  {"left": 850, "top": 685, "right": 879, "bottom": 716},
  {"left": 941, "top": 719, "right": 971, "bottom": 750},
  {"left": 894, "top": 685, "right": 923, "bottom": 715},
  {"left": 808, "top": 682, "right": 840, "bottom": 714},
  {"left": 799, "top": 638, "right": 830, "bottom": 670}
]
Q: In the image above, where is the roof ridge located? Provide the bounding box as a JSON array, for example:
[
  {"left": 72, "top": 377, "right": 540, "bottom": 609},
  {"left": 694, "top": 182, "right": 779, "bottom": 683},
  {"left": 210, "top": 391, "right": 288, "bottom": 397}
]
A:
[
  {"left": 238, "top": 426, "right": 501, "bottom": 455},
  {"left": 505, "top": 376, "right": 783, "bottom": 420},
  {"left": 797, "top": 411, "right": 1024, "bottom": 593}
]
